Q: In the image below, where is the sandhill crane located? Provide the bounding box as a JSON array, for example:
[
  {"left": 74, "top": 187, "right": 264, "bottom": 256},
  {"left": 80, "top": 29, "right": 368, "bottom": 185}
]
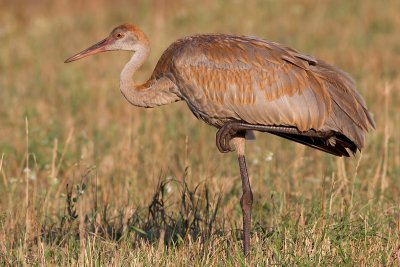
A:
[{"left": 65, "top": 24, "right": 375, "bottom": 257}]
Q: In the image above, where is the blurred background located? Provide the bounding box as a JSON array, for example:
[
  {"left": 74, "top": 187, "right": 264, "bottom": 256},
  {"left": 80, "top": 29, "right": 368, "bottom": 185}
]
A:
[{"left": 0, "top": 0, "right": 399, "bottom": 265}]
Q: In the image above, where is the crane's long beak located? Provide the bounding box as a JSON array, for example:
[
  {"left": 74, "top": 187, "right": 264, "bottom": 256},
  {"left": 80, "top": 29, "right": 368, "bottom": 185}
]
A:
[{"left": 64, "top": 37, "right": 111, "bottom": 63}]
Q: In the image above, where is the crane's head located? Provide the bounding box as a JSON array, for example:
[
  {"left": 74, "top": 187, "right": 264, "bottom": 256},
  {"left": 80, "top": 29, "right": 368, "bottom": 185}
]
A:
[{"left": 65, "top": 24, "right": 149, "bottom": 63}]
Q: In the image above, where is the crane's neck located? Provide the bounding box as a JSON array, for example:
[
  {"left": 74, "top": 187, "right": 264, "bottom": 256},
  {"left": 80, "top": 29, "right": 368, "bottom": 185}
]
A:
[
  {"left": 119, "top": 44, "right": 181, "bottom": 108},
  {"left": 120, "top": 44, "right": 150, "bottom": 88}
]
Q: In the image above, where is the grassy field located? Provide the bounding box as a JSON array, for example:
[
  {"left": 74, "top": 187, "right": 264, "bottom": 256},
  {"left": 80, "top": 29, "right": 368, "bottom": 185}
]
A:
[{"left": 0, "top": 0, "right": 399, "bottom": 265}]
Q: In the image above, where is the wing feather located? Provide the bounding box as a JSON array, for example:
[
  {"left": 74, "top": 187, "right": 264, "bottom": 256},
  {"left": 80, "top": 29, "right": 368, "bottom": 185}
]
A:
[{"left": 151, "top": 34, "right": 375, "bottom": 150}]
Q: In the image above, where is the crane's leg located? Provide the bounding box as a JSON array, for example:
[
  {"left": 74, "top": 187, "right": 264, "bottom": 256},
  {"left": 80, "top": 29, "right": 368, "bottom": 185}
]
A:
[
  {"left": 238, "top": 152, "right": 253, "bottom": 258},
  {"left": 216, "top": 121, "right": 333, "bottom": 153},
  {"left": 219, "top": 133, "right": 253, "bottom": 258},
  {"left": 216, "top": 121, "right": 336, "bottom": 257}
]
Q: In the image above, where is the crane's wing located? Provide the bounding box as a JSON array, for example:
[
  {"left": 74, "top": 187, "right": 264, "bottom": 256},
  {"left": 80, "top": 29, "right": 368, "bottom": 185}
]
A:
[{"left": 154, "top": 35, "right": 375, "bottom": 152}]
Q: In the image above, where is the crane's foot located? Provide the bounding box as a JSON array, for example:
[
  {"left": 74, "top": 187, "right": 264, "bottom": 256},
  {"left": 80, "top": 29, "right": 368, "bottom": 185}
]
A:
[
  {"left": 216, "top": 123, "right": 234, "bottom": 153},
  {"left": 216, "top": 122, "right": 246, "bottom": 153}
]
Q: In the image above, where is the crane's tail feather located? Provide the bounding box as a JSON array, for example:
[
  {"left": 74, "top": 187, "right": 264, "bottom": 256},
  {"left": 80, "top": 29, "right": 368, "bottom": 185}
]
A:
[{"left": 269, "top": 130, "right": 357, "bottom": 157}]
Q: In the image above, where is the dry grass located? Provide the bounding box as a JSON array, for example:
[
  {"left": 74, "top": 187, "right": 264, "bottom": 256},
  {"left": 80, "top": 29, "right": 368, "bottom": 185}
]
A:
[{"left": 0, "top": 0, "right": 399, "bottom": 265}]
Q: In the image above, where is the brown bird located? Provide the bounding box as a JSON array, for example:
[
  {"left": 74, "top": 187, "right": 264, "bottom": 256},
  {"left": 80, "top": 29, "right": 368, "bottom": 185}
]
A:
[{"left": 65, "top": 24, "right": 375, "bottom": 257}]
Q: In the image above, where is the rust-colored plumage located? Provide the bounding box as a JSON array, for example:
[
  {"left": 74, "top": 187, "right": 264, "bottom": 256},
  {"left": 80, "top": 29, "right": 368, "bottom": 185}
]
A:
[
  {"left": 65, "top": 24, "right": 375, "bottom": 257},
  {"left": 151, "top": 34, "right": 375, "bottom": 156}
]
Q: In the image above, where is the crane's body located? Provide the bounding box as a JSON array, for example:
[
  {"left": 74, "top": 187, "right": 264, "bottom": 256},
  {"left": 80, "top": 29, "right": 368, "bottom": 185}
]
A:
[
  {"left": 147, "top": 33, "right": 374, "bottom": 156},
  {"left": 65, "top": 24, "right": 375, "bottom": 258}
]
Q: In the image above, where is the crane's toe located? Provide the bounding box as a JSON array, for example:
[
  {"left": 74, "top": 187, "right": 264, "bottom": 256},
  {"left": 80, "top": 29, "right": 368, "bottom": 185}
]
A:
[
  {"left": 216, "top": 124, "right": 234, "bottom": 153},
  {"left": 216, "top": 128, "right": 233, "bottom": 153},
  {"left": 216, "top": 122, "right": 247, "bottom": 153}
]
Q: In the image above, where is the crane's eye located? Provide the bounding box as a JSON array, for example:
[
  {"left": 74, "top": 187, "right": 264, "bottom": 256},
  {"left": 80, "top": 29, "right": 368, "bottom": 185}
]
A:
[{"left": 115, "top": 33, "right": 124, "bottom": 39}]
